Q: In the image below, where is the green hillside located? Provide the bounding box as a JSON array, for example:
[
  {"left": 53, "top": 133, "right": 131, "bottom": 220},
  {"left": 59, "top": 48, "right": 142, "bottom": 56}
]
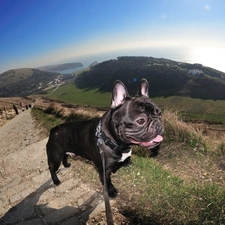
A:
[
  {"left": 47, "top": 82, "right": 225, "bottom": 124},
  {"left": 48, "top": 83, "right": 111, "bottom": 107},
  {"left": 75, "top": 56, "right": 225, "bottom": 100}
]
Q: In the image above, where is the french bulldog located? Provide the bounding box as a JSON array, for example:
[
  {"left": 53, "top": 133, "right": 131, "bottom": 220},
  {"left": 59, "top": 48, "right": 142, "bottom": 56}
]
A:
[{"left": 46, "top": 78, "right": 163, "bottom": 198}]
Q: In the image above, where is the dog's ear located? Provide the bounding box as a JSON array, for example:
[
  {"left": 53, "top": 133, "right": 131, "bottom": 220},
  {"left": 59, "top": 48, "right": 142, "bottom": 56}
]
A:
[
  {"left": 111, "top": 80, "right": 129, "bottom": 108},
  {"left": 137, "top": 78, "right": 149, "bottom": 97}
]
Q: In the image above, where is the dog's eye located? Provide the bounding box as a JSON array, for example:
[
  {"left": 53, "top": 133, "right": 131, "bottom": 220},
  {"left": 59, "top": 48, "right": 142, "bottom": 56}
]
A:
[{"left": 136, "top": 118, "right": 146, "bottom": 125}]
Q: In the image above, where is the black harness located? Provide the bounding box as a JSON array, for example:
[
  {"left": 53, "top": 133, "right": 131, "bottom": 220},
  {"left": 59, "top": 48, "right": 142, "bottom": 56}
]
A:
[{"left": 96, "top": 120, "right": 130, "bottom": 152}]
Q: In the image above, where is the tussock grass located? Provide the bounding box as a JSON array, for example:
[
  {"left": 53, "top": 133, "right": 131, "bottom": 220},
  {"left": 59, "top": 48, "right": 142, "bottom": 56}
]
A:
[
  {"left": 31, "top": 103, "right": 99, "bottom": 131},
  {"left": 163, "top": 109, "right": 207, "bottom": 152},
  {"left": 162, "top": 109, "right": 225, "bottom": 157},
  {"left": 32, "top": 107, "right": 63, "bottom": 131},
  {"left": 43, "top": 103, "right": 64, "bottom": 119}
]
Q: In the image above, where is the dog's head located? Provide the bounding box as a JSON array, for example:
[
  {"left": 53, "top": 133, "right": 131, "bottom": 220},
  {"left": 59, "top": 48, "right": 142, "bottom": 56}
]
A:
[{"left": 110, "top": 78, "right": 163, "bottom": 149}]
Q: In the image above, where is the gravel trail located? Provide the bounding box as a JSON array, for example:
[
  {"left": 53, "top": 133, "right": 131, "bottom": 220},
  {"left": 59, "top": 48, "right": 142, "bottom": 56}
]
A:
[{"left": 0, "top": 109, "right": 120, "bottom": 225}]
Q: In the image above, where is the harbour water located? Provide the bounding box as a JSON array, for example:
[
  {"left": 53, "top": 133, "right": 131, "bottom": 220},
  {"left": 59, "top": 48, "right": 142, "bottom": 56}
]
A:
[{"left": 56, "top": 66, "right": 84, "bottom": 74}]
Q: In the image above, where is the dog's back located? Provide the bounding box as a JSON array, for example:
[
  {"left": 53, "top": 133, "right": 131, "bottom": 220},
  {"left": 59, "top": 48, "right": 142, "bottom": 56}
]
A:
[
  {"left": 46, "top": 117, "right": 100, "bottom": 185},
  {"left": 47, "top": 118, "right": 99, "bottom": 158}
]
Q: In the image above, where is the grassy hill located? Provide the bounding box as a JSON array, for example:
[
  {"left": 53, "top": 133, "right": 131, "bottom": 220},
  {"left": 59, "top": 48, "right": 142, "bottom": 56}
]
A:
[
  {"left": 75, "top": 56, "right": 225, "bottom": 100},
  {"left": 46, "top": 56, "right": 225, "bottom": 124},
  {"left": 0, "top": 68, "right": 34, "bottom": 88},
  {"left": 47, "top": 82, "right": 225, "bottom": 125},
  {"left": 0, "top": 68, "right": 59, "bottom": 97}
]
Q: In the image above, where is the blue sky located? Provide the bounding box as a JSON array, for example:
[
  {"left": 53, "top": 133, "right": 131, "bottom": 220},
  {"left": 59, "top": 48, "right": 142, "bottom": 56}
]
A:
[{"left": 1, "top": 0, "right": 225, "bottom": 73}]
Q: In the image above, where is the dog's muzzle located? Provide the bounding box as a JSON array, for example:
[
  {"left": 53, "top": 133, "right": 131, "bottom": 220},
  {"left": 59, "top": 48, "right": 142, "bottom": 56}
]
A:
[
  {"left": 126, "top": 118, "right": 163, "bottom": 149},
  {"left": 149, "top": 118, "right": 163, "bottom": 135}
]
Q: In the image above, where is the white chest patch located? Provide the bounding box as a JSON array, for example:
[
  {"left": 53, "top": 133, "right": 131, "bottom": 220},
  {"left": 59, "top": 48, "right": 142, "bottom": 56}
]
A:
[{"left": 118, "top": 149, "right": 132, "bottom": 162}]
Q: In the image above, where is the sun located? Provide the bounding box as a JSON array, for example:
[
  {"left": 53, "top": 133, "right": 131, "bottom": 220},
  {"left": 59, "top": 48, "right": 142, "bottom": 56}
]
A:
[{"left": 191, "top": 46, "right": 225, "bottom": 72}]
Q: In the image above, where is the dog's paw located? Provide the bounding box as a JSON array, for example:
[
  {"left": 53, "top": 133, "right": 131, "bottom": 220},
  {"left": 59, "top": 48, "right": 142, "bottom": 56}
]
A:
[
  {"left": 108, "top": 187, "right": 118, "bottom": 198},
  {"left": 64, "top": 163, "right": 71, "bottom": 168},
  {"left": 53, "top": 179, "right": 61, "bottom": 186},
  {"left": 123, "top": 157, "right": 132, "bottom": 167}
]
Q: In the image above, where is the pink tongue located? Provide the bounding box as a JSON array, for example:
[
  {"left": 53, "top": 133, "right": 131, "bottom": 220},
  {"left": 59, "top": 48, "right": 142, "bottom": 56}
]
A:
[
  {"left": 152, "top": 135, "right": 163, "bottom": 143},
  {"left": 140, "top": 135, "right": 163, "bottom": 147},
  {"left": 128, "top": 135, "right": 163, "bottom": 147}
]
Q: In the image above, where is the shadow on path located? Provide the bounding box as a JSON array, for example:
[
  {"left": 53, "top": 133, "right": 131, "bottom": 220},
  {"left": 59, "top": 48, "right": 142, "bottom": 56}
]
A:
[{"left": 1, "top": 179, "right": 102, "bottom": 225}]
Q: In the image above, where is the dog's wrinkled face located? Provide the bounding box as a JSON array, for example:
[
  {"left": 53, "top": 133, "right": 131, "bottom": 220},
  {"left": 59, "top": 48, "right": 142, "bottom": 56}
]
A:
[{"left": 111, "top": 79, "right": 163, "bottom": 149}]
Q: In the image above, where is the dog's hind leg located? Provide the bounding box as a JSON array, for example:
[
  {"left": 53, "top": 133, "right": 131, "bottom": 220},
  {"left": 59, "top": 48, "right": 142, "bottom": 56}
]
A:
[
  {"left": 48, "top": 160, "right": 61, "bottom": 185},
  {"left": 47, "top": 151, "right": 62, "bottom": 185},
  {"left": 62, "top": 154, "right": 71, "bottom": 168}
]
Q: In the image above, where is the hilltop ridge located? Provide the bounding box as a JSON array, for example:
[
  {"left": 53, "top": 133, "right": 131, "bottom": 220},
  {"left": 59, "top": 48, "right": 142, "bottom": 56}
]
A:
[{"left": 75, "top": 56, "right": 225, "bottom": 100}]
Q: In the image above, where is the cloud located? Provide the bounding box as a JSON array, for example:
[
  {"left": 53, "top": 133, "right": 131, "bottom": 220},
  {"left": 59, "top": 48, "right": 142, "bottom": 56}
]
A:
[{"left": 204, "top": 4, "right": 211, "bottom": 11}]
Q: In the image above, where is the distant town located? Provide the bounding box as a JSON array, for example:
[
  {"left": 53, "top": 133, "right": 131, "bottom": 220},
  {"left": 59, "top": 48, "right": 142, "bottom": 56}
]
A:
[{"left": 40, "top": 74, "right": 75, "bottom": 92}]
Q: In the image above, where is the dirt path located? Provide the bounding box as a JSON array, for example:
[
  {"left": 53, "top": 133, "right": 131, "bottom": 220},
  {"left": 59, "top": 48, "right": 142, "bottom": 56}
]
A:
[{"left": 0, "top": 109, "right": 123, "bottom": 225}]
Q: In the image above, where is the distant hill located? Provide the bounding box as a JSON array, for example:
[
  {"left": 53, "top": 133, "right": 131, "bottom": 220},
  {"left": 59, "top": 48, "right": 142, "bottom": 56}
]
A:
[
  {"left": 75, "top": 56, "right": 225, "bottom": 100},
  {"left": 0, "top": 68, "right": 59, "bottom": 97},
  {"left": 38, "top": 62, "right": 83, "bottom": 72},
  {"left": 89, "top": 61, "right": 99, "bottom": 68}
]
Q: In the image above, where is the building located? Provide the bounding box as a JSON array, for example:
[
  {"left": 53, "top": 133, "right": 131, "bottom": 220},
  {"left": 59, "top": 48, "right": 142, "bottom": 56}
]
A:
[{"left": 188, "top": 69, "right": 204, "bottom": 76}]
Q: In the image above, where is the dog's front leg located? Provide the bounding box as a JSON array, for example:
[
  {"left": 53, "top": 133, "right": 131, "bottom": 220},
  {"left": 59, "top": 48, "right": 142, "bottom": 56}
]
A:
[
  {"left": 98, "top": 166, "right": 118, "bottom": 198},
  {"left": 105, "top": 168, "right": 118, "bottom": 198}
]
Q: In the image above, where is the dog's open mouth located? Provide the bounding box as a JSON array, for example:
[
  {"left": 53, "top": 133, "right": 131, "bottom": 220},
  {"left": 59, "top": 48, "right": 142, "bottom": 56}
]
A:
[{"left": 128, "top": 135, "right": 163, "bottom": 148}]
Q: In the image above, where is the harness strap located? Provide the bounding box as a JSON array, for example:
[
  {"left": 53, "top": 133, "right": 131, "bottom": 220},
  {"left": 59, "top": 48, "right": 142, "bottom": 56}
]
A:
[
  {"left": 96, "top": 120, "right": 114, "bottom": 225},
  {"left": 101, "top": 131, "right": 120, "bottom": 151},
  {"left": 96, "top": 121, "right": 130, "bottom": 153},
  {"left": 100, "top": 148, "right": 114, "bottom": 225}
]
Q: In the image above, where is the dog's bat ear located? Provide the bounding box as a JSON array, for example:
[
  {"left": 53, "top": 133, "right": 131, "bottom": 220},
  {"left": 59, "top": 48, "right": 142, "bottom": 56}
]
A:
[
  {"left": 111, "top": 80, "right": 129, "bottom": 108},
  {"left": 137, "top": 78, "right": 149, "bottom": 97}
]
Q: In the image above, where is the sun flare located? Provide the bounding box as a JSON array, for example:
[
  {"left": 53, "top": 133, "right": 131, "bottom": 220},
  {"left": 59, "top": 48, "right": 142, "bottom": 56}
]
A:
[{"left": 191, "top": 47, "right": 225, "bottom": 72}]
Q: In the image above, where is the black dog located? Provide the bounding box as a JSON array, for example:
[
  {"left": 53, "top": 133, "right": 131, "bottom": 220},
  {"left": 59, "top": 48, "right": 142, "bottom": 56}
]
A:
[{"left": 46, "top": 78, "right": 163, "bottom": 198}]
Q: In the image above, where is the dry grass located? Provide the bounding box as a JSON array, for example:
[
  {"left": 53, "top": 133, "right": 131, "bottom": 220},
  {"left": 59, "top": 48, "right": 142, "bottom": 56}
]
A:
[
  {"left": 162, "top": 109, "right": 225, "bottom": 156},
  {"left": 163, "top": 109, "right": 205, "bottom": 148}
]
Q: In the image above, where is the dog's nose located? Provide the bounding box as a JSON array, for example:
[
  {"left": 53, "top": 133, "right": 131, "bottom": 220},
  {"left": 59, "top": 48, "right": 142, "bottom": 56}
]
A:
[
  {"left": 151, "top": 106, "right": 161, "bottom": 118},
  {"left": 151, "top": 119, "right": 163, "bottom": 133}
]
